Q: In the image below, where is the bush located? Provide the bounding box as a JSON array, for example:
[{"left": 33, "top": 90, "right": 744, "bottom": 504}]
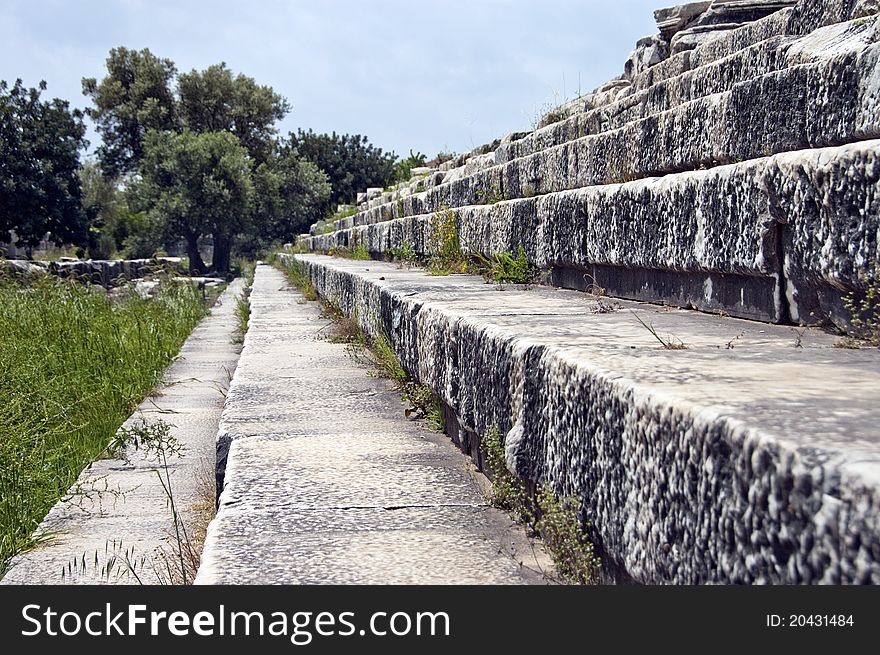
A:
[
  {"left": 427, "top": 208, "right": 469, "bottom": 275},
  {"left": 484, "top": 247, "right": 535, "bottom": 284},
  {"left": 481, "top": 426, "right": 600, "bottom": 584}
]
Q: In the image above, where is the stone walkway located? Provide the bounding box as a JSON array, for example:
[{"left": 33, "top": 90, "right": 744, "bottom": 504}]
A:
[
  {"left": 1, "top": 279, "right": 245, "bottom": 585},
  {"left": 195, "top": 265, "right": 547, "bottom": 584}
]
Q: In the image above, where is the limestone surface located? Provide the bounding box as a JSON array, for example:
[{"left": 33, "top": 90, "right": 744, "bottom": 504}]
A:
[
  {"left": 314, "top": 16, "right": 879, "bottom": 250},
  {"left": 306, "top": 141, "right": 880, "bottom": 328},
  {"left": 195, "top": 265, "right": 550, "bottom": 585},
  {"left": 288, "top": 254, "right": 880, "bottom": 585}
]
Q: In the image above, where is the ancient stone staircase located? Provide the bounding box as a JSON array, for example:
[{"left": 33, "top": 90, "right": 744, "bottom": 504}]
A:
[
  {"left": 275, "top": 253, "right": 879, "bottom": 584},
  {"left": 304, "top": 0, "right": 880, "bottom": 330},
  {"left": 272, "top": 0, "right": 880, "bottom": 584}
]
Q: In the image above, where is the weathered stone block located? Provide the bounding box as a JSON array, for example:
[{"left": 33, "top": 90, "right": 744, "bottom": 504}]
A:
[
  {"left": 306, "top": 142, "right": 880, "bottom": 327},
  {"left": 284, "top": 254, "right": 880, "bottom": 584}
]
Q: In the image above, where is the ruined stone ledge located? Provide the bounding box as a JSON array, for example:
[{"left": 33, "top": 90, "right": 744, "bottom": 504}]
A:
[
  {"left": 286, "top": 253, "right": 880, "bottom": 584},
  {"left": 196, "top": 266, "right": 547, "bottom": 585},
  {"left": 324, "top": 42, "right": 880, "bottom": 235},
  {"left": 309, "top": 0, "right": 872, "bottom": 240},
  {"left": 630, "top": 0, "right": 862, "bottom": 94},
  {"left": 0, "top": 257, "right": 185, "bottom": 287},
  {"left": 497, "top": 17, "right": 877, "bottom": 165},
  {"left": 305, "top": 141, "right": 880, "bottom": 328}
]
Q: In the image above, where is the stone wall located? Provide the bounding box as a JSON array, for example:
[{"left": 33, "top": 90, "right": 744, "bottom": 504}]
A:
[{"left": 0, "top": 257, "right": 185, "bottom": 286}]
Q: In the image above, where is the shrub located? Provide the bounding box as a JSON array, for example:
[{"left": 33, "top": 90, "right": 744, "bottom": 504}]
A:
[
  {"left": 481, "top": 426, "right": 600, "bottom": 584},
  {"left": 390, "top": 241, "right": 419, "bottom": 266},
  {"left": 484, "top": 247, "right": 535, "bottom": 284},
  {"left": 843, "top": 275, "right": 880, "bottom": 347},
  {"left": 426, "top": 208, "right": 469, "bottom": 275}
]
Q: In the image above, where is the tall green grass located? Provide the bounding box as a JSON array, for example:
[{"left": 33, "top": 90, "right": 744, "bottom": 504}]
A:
[{"left": 0, "top": 272, "right": 209, "bottom": 572}]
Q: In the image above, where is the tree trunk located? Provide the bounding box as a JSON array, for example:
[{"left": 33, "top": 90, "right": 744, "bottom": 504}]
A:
[
  {"left": 185, "top": 234, "right": 206, "bottom": 275},
  {"left": 212, "top": 232, "right": 232, "bottom": 274}
]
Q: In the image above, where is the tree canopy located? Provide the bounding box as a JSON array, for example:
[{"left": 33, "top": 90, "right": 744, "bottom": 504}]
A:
[
  {"left": 288, "top": 129, "right": 397, "bottom": 215},
  {"left": 0, "top": 80, "right": 89, "bottom": 251},
  {"left": 136, "top": 129, "right": 254, "bottom": 273},
  {"left": 1, "top": 49, "right": 412, "bottom": 269},
  {"left": 251, "top": 144, "right": 331, "bottom": 249},
  {"left": 82, "top": 47, "right": 177, "bottom": 178},
  {"left": 177, "top": 63, "right": 289, "bottom": 166}
]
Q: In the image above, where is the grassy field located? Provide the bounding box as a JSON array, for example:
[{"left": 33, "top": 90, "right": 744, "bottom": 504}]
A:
[{"left": 0, "top": 272, "right": 210, "bottom": 571}]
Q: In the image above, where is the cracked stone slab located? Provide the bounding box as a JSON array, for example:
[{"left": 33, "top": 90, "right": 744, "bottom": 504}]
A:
[
  {"left": 194, "top": 265, "right": 549, "bottom": 585},
  {"left": 1, "top": 279, "right": 245, "bottom": 585}
]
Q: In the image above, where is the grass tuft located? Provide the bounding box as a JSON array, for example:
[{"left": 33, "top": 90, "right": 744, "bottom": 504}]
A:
[
  {"left": 843, "top": 275, "right": 880, "bottom": 347},
  {"left": 481, "top": 426, "right": 600, "bottom": 585},
  {"left": 277, "top": 258, "right": 318, "bottom": 301},
  {"left": 631, "top": 311, "right": 688, "bottom": 350},
  {"left": 426, "top": 207, "right": 470, "bottom": 276},
  {"left": 481, "top": 247, "right": 535, "bottom": 284}
]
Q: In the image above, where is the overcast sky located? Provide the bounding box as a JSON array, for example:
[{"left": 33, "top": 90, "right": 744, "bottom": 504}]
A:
[{"left": 1, "top": 0, "right": 660, "bottom": 158}]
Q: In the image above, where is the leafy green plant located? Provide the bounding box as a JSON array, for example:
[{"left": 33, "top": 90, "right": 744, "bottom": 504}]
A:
[
  {"left": 276, "top": 257, "right": 318, "bottom": 301},
  {"left": 233, "top": 288, "right": 250, "bottom": 344},
  {"left": 843, "top": 275, "right": 880, "bottom": 347},
  {"left": 330, "top": 205, "right": 358, "bottom": 222},
  {"left": 394, "top": 149, "right": 427, "bottom": 182},
  {"left": 64, "top": 419, "right": 208, "bottom": 585},
  {"left": 533, "top": 487, "right": 600, "bottom": 585},
  {"left": 369, "top": 328, "right": 408, "bottom": 383},
  {"left": 401, "top": 383, "right": 444, "bottom": 432},
  {"left": 475, "top": 185, "right": 506, "bottom": 205},
  {"left": 317, "top": 302, "right": 445, "bottom": 434},
  {"left": 537, "top": 107, "right": 566, "bottom": 128},
  {"left": 232, "top": 260, "right": 255, "bottom": 344},
  {"left": 482, "top": 428, "right": 530, "bottom": 520},
  {"left": 322, "top": 300, "right": 365, "bottom": 347},
  {"left": 390, "top": 241, "right": 419, "bottom": 266},
  {"left": 350, "top": 243, "right": 372, "bottom": 260},
  {"left": 427, "top": 207, "right": 469, "bottom": 275},
  {"left": 327, "top": 243, "right": 371, "bottom": 260},
  {"left": 367, "top": 327, "right": 444, "bottom": 433},
  {"left": 483, "top": 247, "right": 535, "bottom": 284}
]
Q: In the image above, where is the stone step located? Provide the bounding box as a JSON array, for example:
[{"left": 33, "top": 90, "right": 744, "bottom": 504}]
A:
[
  {"left": 321, "top": 36, "right": 879, "bottom": 237},
  {"left": 286, "top": 253, "right": 880, "bottom": 585},
  {"left": 497, "top": 17, "right": 876, "bottom": 165},
  {"left": 310, "top": 0, "right": 874, "bottom": 238},
  {"left": 305, "top": 140, "right": 880, "bottom": 329},
  {"left": 628, "top": 0, "right": 862, "bottom": 95},
  {"left": 0, "top": 279, "right": 245, "bottom": 585},
  {"left": 194, "top": 265, "right": 548, "bottom": 585}
]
